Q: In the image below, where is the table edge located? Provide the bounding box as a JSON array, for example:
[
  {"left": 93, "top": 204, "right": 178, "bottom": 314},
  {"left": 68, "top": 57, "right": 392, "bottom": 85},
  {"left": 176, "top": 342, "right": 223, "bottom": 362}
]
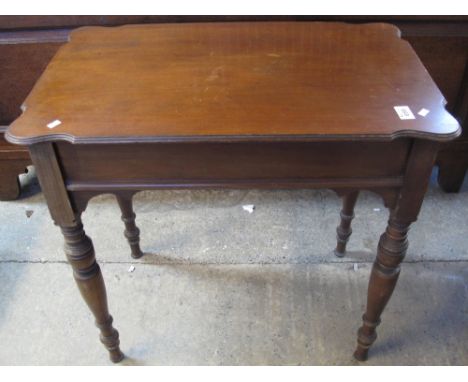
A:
[{"left": 4, "top": 127, "right": 462, "bottom": 146}]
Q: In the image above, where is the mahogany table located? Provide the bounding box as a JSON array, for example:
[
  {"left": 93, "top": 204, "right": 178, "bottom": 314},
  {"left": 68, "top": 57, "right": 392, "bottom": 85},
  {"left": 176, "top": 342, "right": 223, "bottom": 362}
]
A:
[{"left": 6, "top": 22, "right": 461, "bottom": 363}]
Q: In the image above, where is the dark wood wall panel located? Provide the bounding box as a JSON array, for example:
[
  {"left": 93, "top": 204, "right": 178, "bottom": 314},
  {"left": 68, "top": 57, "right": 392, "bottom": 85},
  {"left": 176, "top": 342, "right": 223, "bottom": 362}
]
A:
[
  {"left": 0, "top": 15, "right": 467, "bottom": 30},
  {"left": 0, "top": 42, "right": 62, "bottom": 124},
  {"left": 406, "top": 36, "right": 468, "bottom": 113}
]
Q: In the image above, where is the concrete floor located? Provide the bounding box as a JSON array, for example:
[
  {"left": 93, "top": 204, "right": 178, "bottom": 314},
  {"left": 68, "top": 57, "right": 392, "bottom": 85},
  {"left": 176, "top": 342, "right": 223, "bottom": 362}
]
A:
[{"left": 0, "top": 167, "right": 467, "bottom": 365}]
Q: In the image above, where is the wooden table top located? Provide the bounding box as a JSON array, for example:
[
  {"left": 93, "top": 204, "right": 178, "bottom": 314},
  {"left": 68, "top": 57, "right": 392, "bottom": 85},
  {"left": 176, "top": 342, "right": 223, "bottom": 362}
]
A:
[{"left": 6, "top": 22, "right": 461, "bottom": 145}]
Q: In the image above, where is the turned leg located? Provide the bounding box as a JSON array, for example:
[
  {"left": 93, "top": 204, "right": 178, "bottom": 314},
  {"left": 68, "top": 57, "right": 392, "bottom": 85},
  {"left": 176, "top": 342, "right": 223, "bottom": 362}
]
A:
[
  {"left": 353, "top": 216, "right": 409, "bottom": 361},
  {"left": 61, "top": 218, "right": 124, "bottom": 363},
  {"left": 334, "top": 191, "right": 359, "bottom": 257},
  {"left": 353, "top": 140, "right": 440, "bottom": 361},
  {"left": 116, "top": 193, "right": 144, "bottom": 259}
]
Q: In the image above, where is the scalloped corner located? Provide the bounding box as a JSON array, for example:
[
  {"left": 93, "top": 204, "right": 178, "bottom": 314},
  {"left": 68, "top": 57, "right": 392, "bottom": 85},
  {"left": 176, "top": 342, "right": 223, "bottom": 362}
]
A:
[
  {"left": 388, "top": 126, "right": 462, "bottom": 143},
  {"left": 3, "top": 129, "right": 25, "bottom": 146},
  {"left": 363, "top": 22, "right": 402, "bottom": 39},
  {"left": 68, "top": 26, "right": 102, "bottom": 43},
  {"left": 3, "top": 122, "right": 79, "bottom": 146},
  {"left": 388, "top": 23, "right": 402, "bottom": 39}
]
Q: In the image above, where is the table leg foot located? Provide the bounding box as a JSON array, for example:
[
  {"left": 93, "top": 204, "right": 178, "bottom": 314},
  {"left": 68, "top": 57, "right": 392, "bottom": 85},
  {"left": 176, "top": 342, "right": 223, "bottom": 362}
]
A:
[
  {"left": 353, "top": 315, "right": 380, "bottom": 361},
  {"left": 116, "top": 193, "right": 144, "bottom": 259},
  {"left": 61, "top": 218, "right": 124, "bottom": 362},
  {"left": 97, "top": 316, "right": 125, "bottom": 363},
  {"left": 354, "top": 217, "right": 409, "bottom": 360},
  {"left": 335, "top": 191, "right": 359, "bottom": 257},
  {"left": 353, "top": 347, "right": 368, "bottom": 362}
]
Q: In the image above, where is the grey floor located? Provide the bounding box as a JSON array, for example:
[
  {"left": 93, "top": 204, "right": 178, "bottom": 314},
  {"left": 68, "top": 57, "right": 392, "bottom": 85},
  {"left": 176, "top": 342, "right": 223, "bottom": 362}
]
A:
[{"left": 0, "top": 167, "right": 467, "bottom": 365}]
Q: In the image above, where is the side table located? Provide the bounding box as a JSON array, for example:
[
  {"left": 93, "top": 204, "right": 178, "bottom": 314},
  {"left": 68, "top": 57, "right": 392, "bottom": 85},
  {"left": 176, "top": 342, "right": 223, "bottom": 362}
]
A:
[{"left": 6, "top": 22, "right": 461, "bottom": 363}]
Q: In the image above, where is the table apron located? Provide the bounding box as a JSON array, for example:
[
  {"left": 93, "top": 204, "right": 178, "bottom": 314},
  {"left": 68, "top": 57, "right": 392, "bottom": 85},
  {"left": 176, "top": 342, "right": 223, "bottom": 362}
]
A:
[{"left": 55, "top": 140, "right": 411, "bottom": 191}]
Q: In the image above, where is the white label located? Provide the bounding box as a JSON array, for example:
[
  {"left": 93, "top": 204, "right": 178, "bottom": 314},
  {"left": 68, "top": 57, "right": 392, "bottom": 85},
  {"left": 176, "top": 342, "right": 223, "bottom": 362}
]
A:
[
  {"left": 394, "top": 106, "right": 415, "bottom": 120},
  {"left": 47, "top": 119, "right": 62, "bottom": 129},
  {"left": 418, "top": 108, "right": 430, "bottom": 117},
  {"left": 242, "top": 204, "right": 255, "bottom": 214}
]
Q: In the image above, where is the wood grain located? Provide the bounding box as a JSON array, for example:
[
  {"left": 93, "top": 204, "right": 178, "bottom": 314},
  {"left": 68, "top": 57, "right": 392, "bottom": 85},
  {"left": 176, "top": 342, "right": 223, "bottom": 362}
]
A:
[{"left": 6, "top": 22, "right": 460, "bottom": 145}]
